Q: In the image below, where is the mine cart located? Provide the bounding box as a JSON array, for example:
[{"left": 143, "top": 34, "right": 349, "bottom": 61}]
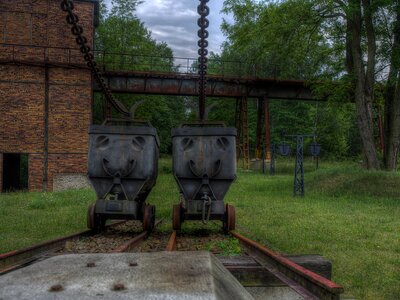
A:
[
  {"left": 171, "top": 124, "right": 237, "bottom": 232},
  {"left": 87, "top": 121, "right": 159, "bottom": 231}
]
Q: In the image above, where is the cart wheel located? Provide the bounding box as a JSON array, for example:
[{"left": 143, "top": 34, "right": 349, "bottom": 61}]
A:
[
  {"left": 87, "top": 203, "right": 96, "bottom": 229},
  {"left": 223, "top": 204, "right": 236, "bottom": 233},
  {"left": 143, "top": 204, "right": 154, "bottom": 232},
  {"left": 172, "top": 204, "right": 181, "bottom": 231}
]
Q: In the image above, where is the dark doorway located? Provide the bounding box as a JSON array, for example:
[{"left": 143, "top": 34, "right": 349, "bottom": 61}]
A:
[{"left": 2, "top": 153, "right": 28, "bottom": 192}]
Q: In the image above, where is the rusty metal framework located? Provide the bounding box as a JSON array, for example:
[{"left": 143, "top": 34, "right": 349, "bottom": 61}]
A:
[
  {"left": 293, "top": 135, "right": 305, "bottom": 197},
  {"left": 235, "top": 97, "right": 250, "bottom": 169},
  {"left": 255, "top": 97, "right": 271, "bottom": 161},
  {"left": 255, "top": 99, "right": 265, "bottom": 159},
  {"left": 0, "top": 43, "right": 318, "bottom": 82}
]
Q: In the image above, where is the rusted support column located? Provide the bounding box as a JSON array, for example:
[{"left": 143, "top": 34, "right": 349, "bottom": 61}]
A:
[
  {"left": 264, "top": 96, "right": 271, "bottom": 160},
  {"left": 235, "top": 98, "right": 242, "bottom": 163},
  {"left": 235, "top": 97, "right": 249, "bottom": 169},
  {"left": 255, "top": 98, "right": 264, "bottom": 159},
  {"left": 242, "top": 97, "right": 250, "bottom": 169}
]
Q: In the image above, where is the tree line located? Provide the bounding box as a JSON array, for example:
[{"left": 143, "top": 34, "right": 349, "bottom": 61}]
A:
[
  {"left": 93, "top": 0, "right": 400, "bottom": 170},
  {"left": 220, "top": 0, "right": 400, "bottom": 170}
]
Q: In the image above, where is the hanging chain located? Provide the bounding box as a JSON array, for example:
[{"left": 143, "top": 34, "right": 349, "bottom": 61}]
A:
[
  {"left": 60, "top": 0, "right": 130, "bottom": 118},
  {"left": 197, "top": 0, "right": 209, "bottom": 121},
  {"left": 201, "top": 194, "right": 212, "bottom": 224}
]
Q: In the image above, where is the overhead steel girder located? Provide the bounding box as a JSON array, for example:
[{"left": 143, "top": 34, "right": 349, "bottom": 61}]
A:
[{"left": 94, "top": 71, "right": 319, "bottom": 101}]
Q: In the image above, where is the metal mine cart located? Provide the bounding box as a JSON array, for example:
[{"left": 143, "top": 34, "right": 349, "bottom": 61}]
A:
[
  {"left": 87, "top": 121, "right": 159, "bottom": 231},
  {"left": 171, "top": 124, "right": 237, "bottom": 232}
]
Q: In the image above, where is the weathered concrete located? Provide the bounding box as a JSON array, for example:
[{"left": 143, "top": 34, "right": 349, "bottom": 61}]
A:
[
  {"left": 249, "top": 159, "right": 270, "bottom": 172},
  {"left": 52, "top": 173, "right": 91, "bottom": 191},
  {"left": 0, "top": 251, "right": 253, "bottom": 300},
  {"left": 286, "top": 255, "right": 332, "bottom": 280},
  {"left": 246, "top": 287, "right": 304, "bottom": 300}
]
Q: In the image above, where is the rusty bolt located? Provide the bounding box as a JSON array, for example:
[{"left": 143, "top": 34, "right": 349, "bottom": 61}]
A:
[
  {"left": 112, "top": 283, "right": 126, "bottom": 291},
  {"left": 49, "top": 284, "right": 63, "bottom": 292},
  {"left": 86, "top": 262, "right": 96, "bottom": 268}
]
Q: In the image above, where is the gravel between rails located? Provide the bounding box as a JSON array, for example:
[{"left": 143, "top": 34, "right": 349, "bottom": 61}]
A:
[
  {"left": 58, "top": 221, "right": 242, "bottom": 255},
  {"left": 133, "top": 230, "right": 171, "bottom": 252},
  {"left": 134, "top": 225, "right": 242, "bottom": 255},
  {"left": 59, "top": 221, "right": 143, "bottom": 254}
]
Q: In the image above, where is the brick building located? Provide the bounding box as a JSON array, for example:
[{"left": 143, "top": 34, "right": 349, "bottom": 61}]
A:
[{"left": 0, "top": 0, "right": 99, "bottom": 191}]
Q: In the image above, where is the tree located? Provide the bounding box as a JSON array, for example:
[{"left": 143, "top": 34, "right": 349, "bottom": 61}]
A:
[
  {"left": 344, "top": 0, "right": 380, "bottom": 169},
  {"left": 383, "top": 1, "right": 400, "bottom": 170},
  {"left": 110, "top": 0, "right": 143, "bottom": 19},
  {"left": 315, "top": 0, "right": 400, "bottom": 169},
  {"left": 220, "top": 0, "right": 354, "bottom": 158}
]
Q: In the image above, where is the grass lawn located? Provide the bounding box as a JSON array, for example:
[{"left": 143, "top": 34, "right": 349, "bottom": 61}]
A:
[{"left": 0, "top": 158, "right": 399, "bottom": 299}]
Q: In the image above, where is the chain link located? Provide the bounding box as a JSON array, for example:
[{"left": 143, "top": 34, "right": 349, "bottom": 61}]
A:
[
  {"left": 201, "top": 194, "right": 212, "bottom": 224},
  {"left": 60, "top": 0, "right": 130, "bottom": 118},
  {"left": 197, "top": 0, "right": 209, "bottom": 121}
]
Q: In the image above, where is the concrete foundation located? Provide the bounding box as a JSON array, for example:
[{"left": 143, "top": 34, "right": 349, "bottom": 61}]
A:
[
  {"left": 52, "top": 173, "right": 91, "bottom": 191},
  {"left": 0, "top": 251, "right": 253, "bottom": 300},
  {"left": 246, "top": 287, "right": 303, "bottom": 300},
  {"left": 249, "top": 159, "right": 270, "bottom": 172}
]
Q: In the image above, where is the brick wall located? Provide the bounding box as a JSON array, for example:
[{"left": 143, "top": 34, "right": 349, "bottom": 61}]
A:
[
  {"left": 0, "top": 153, "right": 3, "bottom": 191},
  {"left": 29, "top": 154, "right": 44, "bottom": 191},
  {"left": 0, "top": 0, "right": 96, "bottom": 192},
  {"left": 48, "top": 153, "right": 88, "bottom": 189}
]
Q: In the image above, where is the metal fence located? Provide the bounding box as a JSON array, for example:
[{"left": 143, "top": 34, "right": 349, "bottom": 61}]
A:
[{"left": 0, "top": 43, "right": 305, "bottom": 79}]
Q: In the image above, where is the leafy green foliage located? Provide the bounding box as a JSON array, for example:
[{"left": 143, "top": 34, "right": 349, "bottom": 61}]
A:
[{"left": 218, "top": 0, "right": 394, "bottom": 159}]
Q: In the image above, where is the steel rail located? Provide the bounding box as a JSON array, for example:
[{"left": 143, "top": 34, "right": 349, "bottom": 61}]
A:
[
  {"left": 165, "top": 229, "right": 343, "bottom": 299},
  {"left": 112, "top": 219, "right": 163, "bottom": 253},
  {"left": 0, "top": 220, "right": 126, "bottom": 275},
  {"left": 165, "top": 230, "right": 177, "bottom": 251},
  {"left": 230, "top": 230, "right": 344, "bottom": 300},
  {"left": 0, "top": 220, "right": 162, "bottom": 275}
]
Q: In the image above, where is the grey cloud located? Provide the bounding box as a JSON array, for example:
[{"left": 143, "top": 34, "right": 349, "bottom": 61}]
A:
[
  {"left": 136, "top": 0, "right": 225, "bottom": 57},
  {"left": 105, "top": 0, "right": 228, "bottom": 57}
]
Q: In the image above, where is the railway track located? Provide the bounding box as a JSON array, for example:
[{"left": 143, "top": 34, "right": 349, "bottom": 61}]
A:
[
  {"left": 1, "top": 223, "right": 344, "bottom": 299},
  {"left": 165, "top": 230, "right": 344, "bottom": 300},
  {"left": 0, "top": 220, "right": 162, "bottom": 275}
]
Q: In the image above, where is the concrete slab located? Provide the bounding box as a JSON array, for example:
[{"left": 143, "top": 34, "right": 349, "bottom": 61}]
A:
[
  {"left": 246, "top": 287, "right": 304, "bottom": 300},
  {"left": 0, "top": 251, "right": 253, "bottom": 300}
]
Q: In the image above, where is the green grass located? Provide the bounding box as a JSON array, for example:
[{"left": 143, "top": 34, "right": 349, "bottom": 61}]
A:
[
  {"left": 0, "top": 190, "right": 94, "bottom": 252},
  {"left": 0, "top": 158, "right": 399, "bottom": 299}
]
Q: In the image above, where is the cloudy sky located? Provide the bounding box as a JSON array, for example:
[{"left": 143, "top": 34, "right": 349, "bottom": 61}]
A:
[{"left": 105, "top": 0, "right": 232, "bottom": 58}]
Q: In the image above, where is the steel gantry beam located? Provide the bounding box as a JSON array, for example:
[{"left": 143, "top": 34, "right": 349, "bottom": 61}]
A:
[{"left": 95, "top": 70, "right": 317, "bottom": 100}]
